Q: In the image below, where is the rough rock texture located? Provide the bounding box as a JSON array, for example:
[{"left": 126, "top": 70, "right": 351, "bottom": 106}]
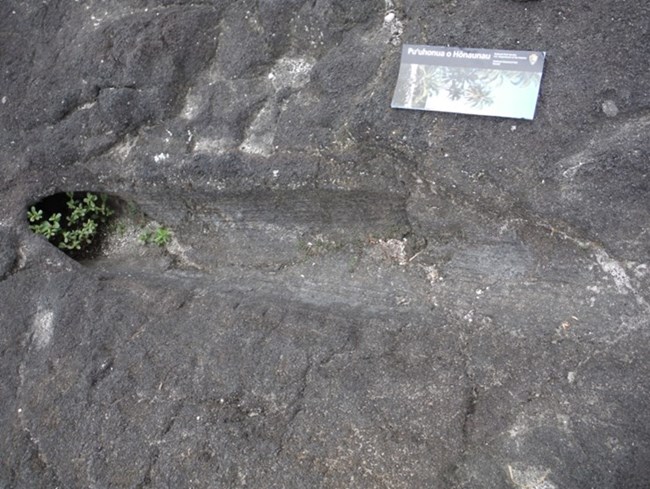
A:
[{"left": 1, "top": 0, "right": 649, "bottom": 488}]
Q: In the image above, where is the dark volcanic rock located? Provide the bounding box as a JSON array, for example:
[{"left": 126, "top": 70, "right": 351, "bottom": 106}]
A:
[
  {"left": 0, "top": 230, "right": 18, "bottom": 280},
  {"left": 1, "top": 0, "right": 649, "bottom": 488}
]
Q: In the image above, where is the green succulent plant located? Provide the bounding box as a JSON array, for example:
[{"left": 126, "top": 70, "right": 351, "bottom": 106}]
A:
[{"left": 28, "top": 192, "right": 113, "bottom": 253}]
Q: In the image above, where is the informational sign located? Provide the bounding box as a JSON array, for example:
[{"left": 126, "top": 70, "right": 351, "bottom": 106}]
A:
[{"left": 391, "top": 45, "right": 545, "bottom": 120}]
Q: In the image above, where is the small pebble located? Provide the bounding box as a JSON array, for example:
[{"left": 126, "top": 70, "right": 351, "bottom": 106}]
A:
[
  {"left": 602, "top": 100, "right": 619, "bottom": 117},
  {"left": 384, "top": 12, "right": 395, "bottom": 23}
]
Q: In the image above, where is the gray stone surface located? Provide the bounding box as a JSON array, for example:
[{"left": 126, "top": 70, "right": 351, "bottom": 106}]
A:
[{"left": 1, "top": 0, "right": 649, "bottom": 488}]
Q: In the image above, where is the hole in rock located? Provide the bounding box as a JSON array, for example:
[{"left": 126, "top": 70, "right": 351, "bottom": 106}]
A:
[{"left": 27, "top": 191, "right": 128, "bottom": 260}]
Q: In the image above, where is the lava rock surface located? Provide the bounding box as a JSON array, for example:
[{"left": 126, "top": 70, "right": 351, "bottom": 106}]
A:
[{"left": 1, "top": 0, "right": 649, "bottom": 488}]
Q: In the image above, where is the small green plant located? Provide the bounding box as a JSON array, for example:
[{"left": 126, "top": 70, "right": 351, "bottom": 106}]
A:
[
  {"left": 138, "top": 230, "right": 151, "bottom": 244},
  {"left": 153, "top": 226, "right": 172, "bottom": 246},
  {"left": 139, "top": 226, "right": 172, "bottom": 247},
  {"left": 28, "top": 192, "right": 113, "bottom": 252}
]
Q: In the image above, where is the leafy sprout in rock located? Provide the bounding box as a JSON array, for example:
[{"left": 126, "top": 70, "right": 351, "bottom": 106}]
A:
[
  {"left": 139, "top": 226, "right": 172, "bottom": 247},
  {"left": 28, "top": 192, "right": 114, "bottom": 253}
]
